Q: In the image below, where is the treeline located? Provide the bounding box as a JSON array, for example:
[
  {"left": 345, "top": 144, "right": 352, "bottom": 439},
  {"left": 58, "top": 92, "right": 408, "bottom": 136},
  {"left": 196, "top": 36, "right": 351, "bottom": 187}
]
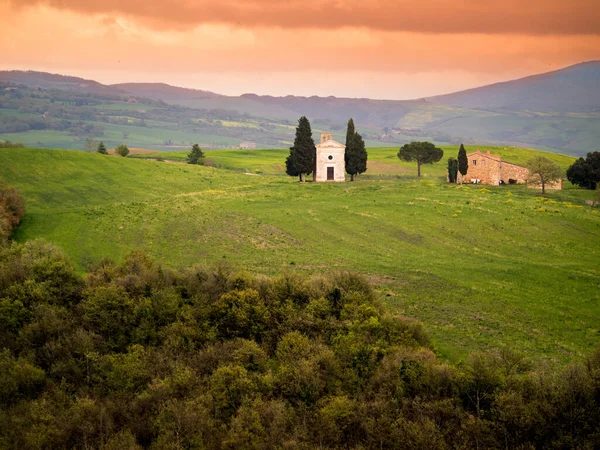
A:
[
  {"left": 0, "top": 183, "right": 24, "bottom": 244},
  {"left": 0, "top": 240, "right": 599, "bottom": 449}
]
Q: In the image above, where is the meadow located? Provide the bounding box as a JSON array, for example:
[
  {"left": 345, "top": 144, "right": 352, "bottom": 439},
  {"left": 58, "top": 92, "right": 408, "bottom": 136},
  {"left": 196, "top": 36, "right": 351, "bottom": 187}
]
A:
[{"left": 1, "top": 146, "right": 598, "bottom": 364}]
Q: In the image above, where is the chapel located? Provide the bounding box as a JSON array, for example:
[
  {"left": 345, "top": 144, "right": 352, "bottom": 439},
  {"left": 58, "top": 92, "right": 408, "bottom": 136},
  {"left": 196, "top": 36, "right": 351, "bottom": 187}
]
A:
[{"left": 314, "top": 133, "right": 346, "bottom": 182}]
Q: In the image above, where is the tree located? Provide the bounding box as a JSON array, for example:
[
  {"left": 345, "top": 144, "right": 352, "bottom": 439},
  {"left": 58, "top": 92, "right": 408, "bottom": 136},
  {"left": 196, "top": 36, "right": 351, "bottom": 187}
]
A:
[
  {"left": 187, "top": 143, "right": 205, "bottom": 165},
  {"left": 526, "top": 156, "right": 562, "bottom": 195},
  {"left": 96, "top": 141, "right": 107, "bottom": 155},
  {"left": 115, "top": 144, "right": 129, "bottom": 157},
  {"left": 447, "top": 157, "right": 458, "bottom": 183},
  {"left": 458, "top": 144, "right": 468, "bottom": 182},
  {"left": 567, "top": 151, "right": 600, "bottom": 190},
  {"left": 397, "top": 141, "right": 444, "bottom": 177},
  {"left": 345, "top": 118, "right": 355, "bottom": 151},
  {"left": 286, "top": 116, "right": 316, "bottom": 182},
  {"left": 285, "top": 149, "right": 301, "bottom": 181},
  {"left": 84, "top": 137, "right": 97, "bottom": 153},
  {"left": 345, "top": 131, "right": 367, "bottom": 181}
]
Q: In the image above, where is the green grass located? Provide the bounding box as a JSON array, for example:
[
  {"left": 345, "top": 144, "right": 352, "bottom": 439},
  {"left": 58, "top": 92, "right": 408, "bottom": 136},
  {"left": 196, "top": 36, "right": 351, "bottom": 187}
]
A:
[{"left": 1, "top": 147, "right": 599, "bottom": 365}]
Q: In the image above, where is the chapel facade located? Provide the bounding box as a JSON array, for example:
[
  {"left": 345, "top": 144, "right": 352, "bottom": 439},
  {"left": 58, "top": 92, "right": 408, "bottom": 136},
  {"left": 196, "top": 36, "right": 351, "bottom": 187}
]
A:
[{"left": 314, "top": 133, "right": 346, "bottom": 182}]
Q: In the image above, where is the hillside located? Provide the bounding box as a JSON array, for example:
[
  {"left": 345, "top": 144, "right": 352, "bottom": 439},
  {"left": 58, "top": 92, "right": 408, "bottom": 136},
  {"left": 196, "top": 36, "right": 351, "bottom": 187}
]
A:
[
  {"left": 428, "top": 61, "right": 600, "bottom": 111},
  {"left": 1, "top": 147, "right": 598, "bottom": 363},
  {"left": 1, "top": 63, "right": 600, "bottom": 154}
]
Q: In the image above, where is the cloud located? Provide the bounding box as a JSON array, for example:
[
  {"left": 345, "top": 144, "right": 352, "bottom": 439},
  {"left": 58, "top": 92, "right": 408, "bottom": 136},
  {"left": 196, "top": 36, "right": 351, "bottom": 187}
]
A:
[{"left": 6, "top": 0, "right": 600, "bottom": 35}]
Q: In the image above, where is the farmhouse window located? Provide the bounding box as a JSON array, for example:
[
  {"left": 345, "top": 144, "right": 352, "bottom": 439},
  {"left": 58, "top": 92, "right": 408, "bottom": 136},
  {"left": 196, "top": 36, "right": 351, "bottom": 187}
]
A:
[
  {"left": 482, "top": 159, "right": 485, "bottom": 166},
  {"left": 473, "top": 160, "right": 477, "bottom": 166}
]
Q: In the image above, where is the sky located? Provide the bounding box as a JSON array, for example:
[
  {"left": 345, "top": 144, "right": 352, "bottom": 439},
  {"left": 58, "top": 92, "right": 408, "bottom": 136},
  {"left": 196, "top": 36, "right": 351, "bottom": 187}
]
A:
[{"left": 1, "top": 0, "right": 599, "bottom": 99}]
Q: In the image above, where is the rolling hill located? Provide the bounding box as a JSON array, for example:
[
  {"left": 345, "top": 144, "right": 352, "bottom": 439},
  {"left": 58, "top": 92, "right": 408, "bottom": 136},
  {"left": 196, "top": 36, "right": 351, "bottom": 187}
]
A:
[
  {"left": 1, "top": 146, "right": 598, "bottom": 363},
  {"left": 1, "top": 62, "right": 599, "bottom": 154}
]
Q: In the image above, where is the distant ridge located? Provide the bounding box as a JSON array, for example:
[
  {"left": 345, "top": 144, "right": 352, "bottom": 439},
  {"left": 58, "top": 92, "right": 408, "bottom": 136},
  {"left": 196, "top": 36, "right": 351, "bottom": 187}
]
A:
[
  {"left": 426, "top": 61, "right": 600, "bottom": 111},
  {"left": 0, "top": 70, "right": 124, "bottom": 95},
  {"left": 111, "top": 83, "right": 222, "bottom": 101}
]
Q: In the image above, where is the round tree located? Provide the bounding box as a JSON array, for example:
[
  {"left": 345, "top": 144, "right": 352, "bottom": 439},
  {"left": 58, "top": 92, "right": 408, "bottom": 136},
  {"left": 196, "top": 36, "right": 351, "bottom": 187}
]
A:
[{"left": 398, "top": 141, "right": 444, "bottom": 177}]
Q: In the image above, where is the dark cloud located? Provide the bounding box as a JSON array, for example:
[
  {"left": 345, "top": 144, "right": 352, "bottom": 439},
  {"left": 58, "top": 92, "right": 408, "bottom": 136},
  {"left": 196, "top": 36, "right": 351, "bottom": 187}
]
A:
[{"left": 8, "top": 0, "right": 600, "bottom": 34}]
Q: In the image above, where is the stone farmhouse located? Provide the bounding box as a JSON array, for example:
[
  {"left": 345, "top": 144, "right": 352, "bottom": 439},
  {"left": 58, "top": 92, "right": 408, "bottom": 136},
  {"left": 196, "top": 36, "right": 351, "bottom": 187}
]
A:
[
  {"left": 456, "top": 149, "right": 562, "bottom": 190},
  {"left": 314, "top": 133, "right": 346, "bottom": 182}
]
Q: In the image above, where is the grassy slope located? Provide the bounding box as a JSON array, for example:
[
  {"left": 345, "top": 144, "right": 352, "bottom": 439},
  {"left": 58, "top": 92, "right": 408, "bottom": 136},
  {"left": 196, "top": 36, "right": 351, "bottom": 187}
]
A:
[{"left": 1, "top": 147, "right": 599, "bottom": 364}]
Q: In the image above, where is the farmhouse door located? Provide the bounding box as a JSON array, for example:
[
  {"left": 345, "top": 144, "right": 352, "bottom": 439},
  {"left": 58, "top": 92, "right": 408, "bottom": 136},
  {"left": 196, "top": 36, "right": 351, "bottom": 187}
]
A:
[{"left": 327, "top": 167, "right": 334, "bottom": 180}]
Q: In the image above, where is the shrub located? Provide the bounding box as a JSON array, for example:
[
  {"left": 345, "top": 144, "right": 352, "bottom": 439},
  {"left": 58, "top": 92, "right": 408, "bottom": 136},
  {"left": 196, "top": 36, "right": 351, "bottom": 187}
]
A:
[{"left": 115, "top": 144, "right": 129, "bottom": 157}]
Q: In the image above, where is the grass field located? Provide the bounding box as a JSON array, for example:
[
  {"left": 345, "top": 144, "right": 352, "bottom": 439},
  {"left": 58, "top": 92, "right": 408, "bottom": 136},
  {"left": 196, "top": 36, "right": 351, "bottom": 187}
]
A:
[{"left": 1, "top": 146, "right": 599, "bottom": 365}]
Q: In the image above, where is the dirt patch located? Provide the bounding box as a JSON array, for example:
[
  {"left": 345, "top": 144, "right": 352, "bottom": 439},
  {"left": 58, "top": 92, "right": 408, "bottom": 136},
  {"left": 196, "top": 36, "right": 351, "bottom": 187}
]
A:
[{"left": 367, "top": 161, "right": 410, "bottom": 174}]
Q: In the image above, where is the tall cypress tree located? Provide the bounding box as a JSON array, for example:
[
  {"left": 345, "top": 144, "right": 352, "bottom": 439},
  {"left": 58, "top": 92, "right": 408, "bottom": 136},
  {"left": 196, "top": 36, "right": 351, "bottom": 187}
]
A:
[
  {"left": 457, "top": 143, "right": 468, "bottom": 183},
  {"left": 286, "top": 116, "right": 316, "bottom": 182},
  {"left": 345, "top": 118, "right": 355, "bottom": 151},
  {"left": 346, "top": 131, "right": 368, "bottom": 181}
]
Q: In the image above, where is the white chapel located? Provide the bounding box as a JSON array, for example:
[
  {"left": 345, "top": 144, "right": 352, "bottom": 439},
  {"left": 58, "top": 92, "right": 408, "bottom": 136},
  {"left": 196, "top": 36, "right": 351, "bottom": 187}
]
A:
[{"left": 314, "top": 133, "right": 346, "bottom": 182}]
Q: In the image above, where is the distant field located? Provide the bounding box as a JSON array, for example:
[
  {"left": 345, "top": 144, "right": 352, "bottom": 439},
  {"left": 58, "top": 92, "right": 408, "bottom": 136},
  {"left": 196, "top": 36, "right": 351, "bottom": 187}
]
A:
[{"left": 2, "top": 147, "right": 598, "bottom": 364}]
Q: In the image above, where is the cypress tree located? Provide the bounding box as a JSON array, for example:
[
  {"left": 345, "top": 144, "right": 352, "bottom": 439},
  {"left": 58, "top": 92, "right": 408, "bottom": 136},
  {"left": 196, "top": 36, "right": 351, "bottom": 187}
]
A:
[
  {"left": 285, "top": 148, "right": 301, "bottom": 181},
  {"left": 287, "top": 116, "right": 316, "bottom": 182},
  {"left": 345, "top": 118, "right": 355, "bottom": 151},
  {"left": 187, "top": 143, "right": 204, "bottom": 165},
  {"left": 346, "top": 131, "right": 368, "bottom": 181},
  {"left": 447, "top": 157, "right": 458, "bottom": 183},
  {"left": 458, "top": 143, "right": 468, "bottom": 183},
  {"left": 97, "top": 141, "right": 107, "bottom": 155}
]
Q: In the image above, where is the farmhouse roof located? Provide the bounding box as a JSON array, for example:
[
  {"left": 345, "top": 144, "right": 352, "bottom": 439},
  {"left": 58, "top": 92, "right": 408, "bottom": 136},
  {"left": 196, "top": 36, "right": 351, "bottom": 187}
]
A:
[{"left": 467, "top": 149, "right": 528, "bottom": 169}]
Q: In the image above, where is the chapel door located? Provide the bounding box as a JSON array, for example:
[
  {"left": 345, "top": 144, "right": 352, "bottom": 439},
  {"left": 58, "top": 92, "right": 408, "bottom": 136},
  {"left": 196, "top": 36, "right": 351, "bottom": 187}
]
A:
[{"left": 327, "top": 167, "right": 334, "bottom": 181}]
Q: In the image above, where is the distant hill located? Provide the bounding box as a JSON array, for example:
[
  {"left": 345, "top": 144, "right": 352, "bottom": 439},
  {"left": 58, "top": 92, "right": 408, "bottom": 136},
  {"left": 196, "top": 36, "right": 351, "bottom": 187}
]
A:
[
  {"left": 112, "top": 83, "right": 222, "bottom": 101},
  {"left": 0, "top": 70, "right": 124, "bottom": 95},
  {"left": 1, "top": 63, "right": 599, "bottom": 154},
  {"left": 427, "top": 61, "right": 600, "bottom": 111}
]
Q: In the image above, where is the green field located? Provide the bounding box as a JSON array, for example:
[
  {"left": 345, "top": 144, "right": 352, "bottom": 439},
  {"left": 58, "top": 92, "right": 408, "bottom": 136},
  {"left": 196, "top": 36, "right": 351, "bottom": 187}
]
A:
[{"left": 1, "top": 146, "right": 599, "bottom": 364}]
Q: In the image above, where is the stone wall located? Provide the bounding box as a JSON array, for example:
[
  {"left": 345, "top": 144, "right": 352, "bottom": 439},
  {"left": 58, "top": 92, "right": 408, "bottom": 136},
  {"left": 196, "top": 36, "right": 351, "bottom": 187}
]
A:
[
  {"left": 456, "top": 150, "right": 502, "bottom": 185},
  {"left": 500, "top": 162, "right": 529, "bottom": 184}
]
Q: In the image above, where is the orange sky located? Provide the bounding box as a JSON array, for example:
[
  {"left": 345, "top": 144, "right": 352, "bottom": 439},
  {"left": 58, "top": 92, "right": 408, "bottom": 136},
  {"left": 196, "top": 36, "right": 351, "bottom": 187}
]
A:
[{"left": 1, "top": 0, "right": 599, "bottom": 99}]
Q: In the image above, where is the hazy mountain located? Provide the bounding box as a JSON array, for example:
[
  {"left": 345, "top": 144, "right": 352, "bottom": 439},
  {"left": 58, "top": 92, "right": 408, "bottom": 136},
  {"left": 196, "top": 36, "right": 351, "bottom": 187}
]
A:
[{"left": 427, "top": 61, "right": 600, "bottom": 111}]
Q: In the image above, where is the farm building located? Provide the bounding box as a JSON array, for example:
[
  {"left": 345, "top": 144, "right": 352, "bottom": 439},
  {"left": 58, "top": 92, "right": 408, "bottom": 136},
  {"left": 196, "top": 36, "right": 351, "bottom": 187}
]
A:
[
  {"left": 456, "top": 149, "right": 562, "bottom": 190},
  {"left": 239, "top": 142, "right": 256, "bottom": 149},
  {"left": 314, "top": 133, "right": 346, "bottom": 182}
]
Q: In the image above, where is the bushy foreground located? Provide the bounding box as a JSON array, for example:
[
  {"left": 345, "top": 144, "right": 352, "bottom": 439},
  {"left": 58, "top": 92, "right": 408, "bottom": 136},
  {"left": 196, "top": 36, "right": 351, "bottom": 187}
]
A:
[{"left": 0, "top": 241, "right": 599, "bottom": 449}]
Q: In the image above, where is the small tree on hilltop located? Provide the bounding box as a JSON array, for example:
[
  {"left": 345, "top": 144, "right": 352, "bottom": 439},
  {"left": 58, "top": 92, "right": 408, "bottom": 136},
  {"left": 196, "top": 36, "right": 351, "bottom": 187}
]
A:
[
  {"left": 346, "top": 131, "right": 367, "bottom": 181},
  {"left": 187, "top": 143, "right": 205, "bottom": 165},
  {"left": 85, "top": 137, "right": 98, "bottom": 153},
  {"left": 115, "top": 144, "right": 129, "bottom": 157},
  {"left": 457, "top": 143, "right": 468, "bottom": 183},
  {"left": 97, "top": 141, "right": 108, "bottom": 155},
  {"left": 398, "top": 141, "right": 444, "bottom": 177},
  {"left": 286, "top": 116, "right": 316, "bottom": 182},
  {"left": 447, "top": 157, "right": 458, "bottom": 183},
  {"left": 526, "top": 156, "right": 562, "bottom": 195}
]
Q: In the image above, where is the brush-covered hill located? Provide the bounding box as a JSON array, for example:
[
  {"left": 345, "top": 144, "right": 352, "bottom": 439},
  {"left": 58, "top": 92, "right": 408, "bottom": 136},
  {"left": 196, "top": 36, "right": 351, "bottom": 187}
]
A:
[
  {"left": 1, "top": 146, "right": 598, "bottom": 363},
  {"left": 428, "top": 61, "right": 600, "bottom": 112}
]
